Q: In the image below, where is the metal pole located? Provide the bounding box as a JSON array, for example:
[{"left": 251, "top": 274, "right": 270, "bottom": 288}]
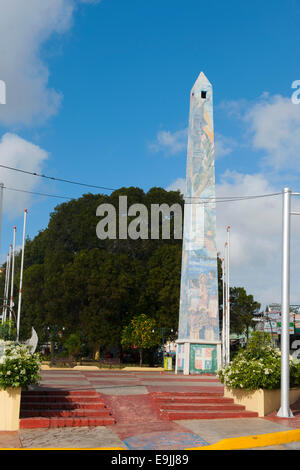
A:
[
  {"left": 4, "top": 245, "right": 12, "bottom": 323},
  {"left": 0, "top": 183, "right": 4, "bottom": 251},
  {"left": 277, "top": 187, "right": 293, "bottom": 418},
  {"left": 16, "top": 209, "right": 27, "bottom": 341},
  {"left": 226, "top": 226, "right": 231, "bottom": 364},
  {"left": 224, "top": 242, "right": 228, "bottom": 364},
  {"left": 2, "top": 253, "right": 9, "bottom": 323},
  {"left": 9, "top": 226, "right": 16, "bottom": 323},
  {"left": 222, "top": 257, "right": 226, "bottom": 366}
]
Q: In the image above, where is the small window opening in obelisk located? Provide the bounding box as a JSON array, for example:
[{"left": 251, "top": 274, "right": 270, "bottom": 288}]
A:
[{"left": 201, "top": 90, "right": 207, "bottom": 99}]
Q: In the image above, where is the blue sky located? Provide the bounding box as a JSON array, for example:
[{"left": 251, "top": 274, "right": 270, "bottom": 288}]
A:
[{"left": 0, "top": 0, "right": 300, "bottom": 305}]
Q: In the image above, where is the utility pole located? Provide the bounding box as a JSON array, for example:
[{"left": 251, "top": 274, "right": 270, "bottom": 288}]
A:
[
  {"left": 2, "top": 253, "right": 9, "bottom": 323},
  {"left": 3, "top": 245, "right": 12, "bottom": 322},
  {"left": 16, "top": 209, "right": 27, "bottom": 341},
  {"left": 222, "top": 257, "right": 226, "bottom": 366},
  {"left": 9, "top": 226, "right": 16, "bottom": 324},
  {"left": 0, "top": 183, "right": 4, "bottom": 251},
  {"left": 277, "top": 188, "right": 293, "bottom": 418},
  {"left": 226, "top": 226, "right": 231, "bottom": 364}
]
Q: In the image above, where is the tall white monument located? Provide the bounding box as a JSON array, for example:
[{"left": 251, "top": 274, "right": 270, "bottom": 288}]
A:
[{"left": 176, "top": 72, "right": 221, "bottom": 375}]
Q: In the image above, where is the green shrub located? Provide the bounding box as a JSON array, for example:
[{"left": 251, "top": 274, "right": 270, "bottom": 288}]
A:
[
  {"left": 0, "top": 340, "right": 41, "bottom": 390},
  {"left": 218, "top": 331, "right": 300, "bottom": 391},
  {"left": 290, "top": 362, "right": 300, "bottom": 387},
  {"left": 217, "top": 332, "right": 282, "bottom": 390}
]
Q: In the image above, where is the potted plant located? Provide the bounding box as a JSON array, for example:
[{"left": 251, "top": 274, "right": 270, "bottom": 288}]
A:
[
  {"left": 217, "top": 332, "right": 300, "bottom": 416},
  {"left": 0, "top": 340, "right": 41, "bottom": 430}
]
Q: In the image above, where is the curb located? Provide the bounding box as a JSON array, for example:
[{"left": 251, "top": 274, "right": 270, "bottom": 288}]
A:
[{"left": 186, "top": 428, "right": 300, "bottom": 450}]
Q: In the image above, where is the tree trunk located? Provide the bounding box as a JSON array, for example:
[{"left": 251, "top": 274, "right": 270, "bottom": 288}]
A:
[
  {"left": 93, "top": 343, "right": 100, "bottom": 361},
  {"left": 139, "top": 349, "right": 143, "bottom": 367}
]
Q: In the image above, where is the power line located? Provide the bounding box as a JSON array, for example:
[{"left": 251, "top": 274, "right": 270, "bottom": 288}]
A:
[
  {"left": 3, "top": 186, "right": 72, "bottom": 200},
  {"left": 184, "top": 192, "right": 282, "bottom": 204},
  {"left": 1, "top": 184, "right": 283, "bottom": 205},
  {"left": 0, "top": 163, "right": 283, "bottom": 203},
  {"left": 185, "top": 192, "right": 281, "bottom": 201},
  {"left": 0, "top": 164, "right": 117, "bottom": 192}
]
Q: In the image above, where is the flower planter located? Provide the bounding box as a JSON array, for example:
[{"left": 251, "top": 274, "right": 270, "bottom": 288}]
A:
[
  {"left": 224, "top": 386, "right": 300, "bottom": 417},
  {"left": 0, "top": 387, "right": 21, "bottom": 431}
]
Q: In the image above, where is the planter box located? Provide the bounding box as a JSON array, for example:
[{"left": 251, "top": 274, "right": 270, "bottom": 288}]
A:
[
  {"left": 0, "top": 387, "right": 21, "bottom": 431},
  {"left": 224, "top": 386, "right": 300, "bottom": 417}
]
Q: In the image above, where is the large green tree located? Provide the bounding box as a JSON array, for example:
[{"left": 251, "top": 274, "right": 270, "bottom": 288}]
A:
[
  {"left": 1, "top": 187, "right": 183, "bottom": 356},
  {"left": 0, "top": 187, "right": 260, "bottom": 357}
]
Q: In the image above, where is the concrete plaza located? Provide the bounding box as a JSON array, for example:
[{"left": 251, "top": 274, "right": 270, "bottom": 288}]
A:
[{"left": 1, "top": 368, "right": 300, "bottom": 450}]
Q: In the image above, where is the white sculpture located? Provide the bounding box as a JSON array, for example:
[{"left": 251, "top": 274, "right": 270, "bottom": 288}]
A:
[{"left": 24, "top": 327, "right": 38, "bottom": 353}]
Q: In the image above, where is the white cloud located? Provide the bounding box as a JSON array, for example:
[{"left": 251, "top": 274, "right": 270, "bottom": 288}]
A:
[
  {"left": 216, "top": 171, "right": 300, "bottom": 308},
  {"left": 164, "top": 91, "right": 300, "bottom": 308},
  {"left": 244, "top": 94, "right": 300, "bottom": 171},
  {"left": 214, "top": 133, "right": 237, "bottom": 158},
  {"left": 166, "top": 170, "right": 300, "bottom": 308},
  {"left": 215, "top": 171, "right": 300, "bottom": 309},
  {"left": 0, "top": 133, "right": 48, "bottom": 216},
  {"left": 150, "top": 128, "right": 236, "bottom": 159},
  {"left": 0, "top": 0, "right": 98, "bottom": 126},
  {"left": 149, "top": 128, "right": 188, "bottom": 155},
  {"left": 166, "top": 177, "right": 186, "bottom": 194}
]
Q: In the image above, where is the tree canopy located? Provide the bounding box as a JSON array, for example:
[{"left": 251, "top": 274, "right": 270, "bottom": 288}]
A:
[{"left": 0, "top": 186, "right": 260, "bottom": 359}]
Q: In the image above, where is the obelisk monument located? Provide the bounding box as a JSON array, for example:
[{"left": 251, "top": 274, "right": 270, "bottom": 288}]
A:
[{"left": 176, "top": 72, "right": 221, "bottom": 375}]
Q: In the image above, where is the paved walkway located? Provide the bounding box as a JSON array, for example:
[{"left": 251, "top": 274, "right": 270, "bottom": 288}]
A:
[{"left": 1, "top": 369, "right": 300, "bottom": 450}]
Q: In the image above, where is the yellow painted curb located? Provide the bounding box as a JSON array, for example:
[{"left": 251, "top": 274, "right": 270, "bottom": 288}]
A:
[{"left": 186, "top": 428, "right": 300, "bottom": 450}]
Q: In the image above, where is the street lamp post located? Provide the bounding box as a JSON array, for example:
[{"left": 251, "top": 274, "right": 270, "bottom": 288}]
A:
[{"left": 277, "top": 188, "right": 293, "bottom": 418}]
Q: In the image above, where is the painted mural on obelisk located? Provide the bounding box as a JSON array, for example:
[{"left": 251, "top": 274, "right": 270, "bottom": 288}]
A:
[{"left": 176, "top": 72, "right": 220, "bottom": 375}]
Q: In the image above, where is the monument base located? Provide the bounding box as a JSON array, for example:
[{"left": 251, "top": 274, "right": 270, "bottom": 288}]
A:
[{"left": 175, "top": 339, "right": 221, "bottom": 375}]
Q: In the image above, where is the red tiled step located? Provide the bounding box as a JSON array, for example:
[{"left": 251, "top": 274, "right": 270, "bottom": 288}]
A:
[
  {"left": 21, "top": 395, "right": 104, "bottom": 403},
  {"left": 160, "top": 410, "right": 258, "bottom": 420},
  {"left": 152, "top": 396, "right": 233, "bottom": 404},
  {"left": 20, "top": 409, "right": 111, "bottom": 418},
  {"left": 22, "top": 390, "right": 99, "bottom": 396},
  {"left": 20, "top": 416, "right": 115, "bottom": 429},
  {"left": 21, "top": 402, "right": 105, "bottom": 410},
  {"left": 20, "top": 389, "right": 115, "bottom": 429},
  {"left": 159, "top": 403, "right": 246, "bottom": 411},
  {"left": 151, "top": 391, "right": 224, "bottom": 398}
]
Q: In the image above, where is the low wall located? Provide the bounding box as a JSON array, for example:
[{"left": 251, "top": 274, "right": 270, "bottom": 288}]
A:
[
  {"left": 0, "top": 387, "right": 21, "bottom": 431},
  {"left": 224, "top": 386, "right": 300, "bottom": 417}
]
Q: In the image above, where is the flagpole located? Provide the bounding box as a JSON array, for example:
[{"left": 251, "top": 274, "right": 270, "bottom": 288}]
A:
[
  {"left": 222, "top": 256, "right": 226, "bottom": 365},
  {"left": 9, "top": 226, "right": 16, "bottom": 323},
  {"left": 16, "top": 209, "right": 27, "bottom": 342},
  {"left": 4, "top": 245, "right": 12, "bottom": 323},
  {"left": 2, "top": 253, "right": 9, "bottom": 323}
]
